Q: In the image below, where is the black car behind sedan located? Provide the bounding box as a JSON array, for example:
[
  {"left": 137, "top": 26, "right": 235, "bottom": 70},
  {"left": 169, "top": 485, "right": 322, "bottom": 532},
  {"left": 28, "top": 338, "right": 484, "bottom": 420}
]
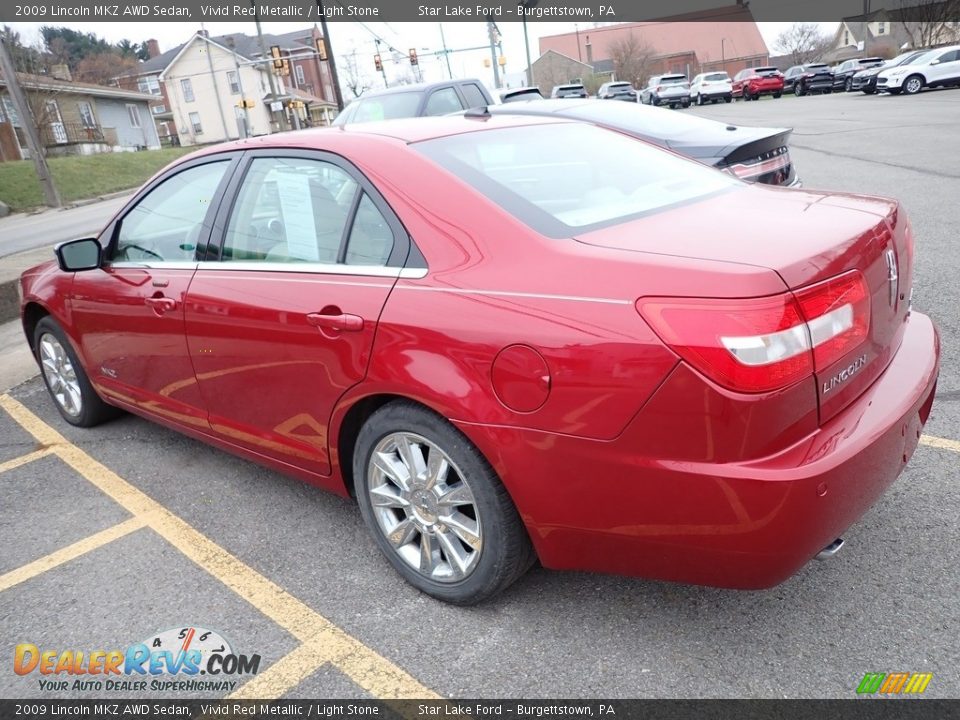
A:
[
  {"left": 485, "top": 99, "right": 800, "bottom": 187},
  {"left": 785, "top": 63, "right": 834, "bottom": 95}
]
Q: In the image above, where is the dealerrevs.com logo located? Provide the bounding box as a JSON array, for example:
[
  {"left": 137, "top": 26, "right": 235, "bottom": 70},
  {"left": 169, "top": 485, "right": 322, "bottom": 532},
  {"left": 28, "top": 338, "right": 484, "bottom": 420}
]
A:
[{"left": 14, "top": 626, "right": 260, "bottom": 693}]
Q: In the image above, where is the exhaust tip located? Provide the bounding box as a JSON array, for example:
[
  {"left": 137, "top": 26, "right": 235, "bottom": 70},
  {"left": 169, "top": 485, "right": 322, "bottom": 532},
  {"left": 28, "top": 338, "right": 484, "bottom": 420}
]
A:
[{"left": 816, "top": 538, "right": 844, "bottom": 560}]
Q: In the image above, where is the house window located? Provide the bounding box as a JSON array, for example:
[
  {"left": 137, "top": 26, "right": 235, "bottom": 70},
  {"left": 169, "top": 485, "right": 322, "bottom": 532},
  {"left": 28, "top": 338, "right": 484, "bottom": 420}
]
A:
[
  {"left": 295, "top": 64, "right": 305, "bottom": 85},
  {"left": 2, "top": 96, "right": 21, "bottom": 126},
  {"left": 227, "top": 70, "right": 241, "bottom": 94},
  {"left": 181, "top": 78, "right": 195, "bottom": 102},
  {"left": 77, "top": 102, "right": 96, "bottom": 128},
  {"left": 137, "top": 75, "right": 161, "bottom": 95},
  {"left": 189, "top": 111, "right": 202, "bottom": 134},
  {"left": 878, "top": 22, "right": 886, "bottom": 35},
  {"left": 152, "top": 104, "right": 166, "bottom": 114},
  {"left": 127, "top": 104, "right": 142, "bottom": 128}
]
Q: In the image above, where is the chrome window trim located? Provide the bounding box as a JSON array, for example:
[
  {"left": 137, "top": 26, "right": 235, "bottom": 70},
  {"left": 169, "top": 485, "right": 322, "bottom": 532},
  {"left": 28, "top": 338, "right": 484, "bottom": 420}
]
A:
[{"left": 107, "top": 261, "right": 428, "bottom": 279}]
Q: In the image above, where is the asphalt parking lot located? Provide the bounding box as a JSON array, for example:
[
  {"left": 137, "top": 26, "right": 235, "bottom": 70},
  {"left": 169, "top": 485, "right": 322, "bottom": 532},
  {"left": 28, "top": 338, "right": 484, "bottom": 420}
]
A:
[{"left": 1, "top": 89, "right": 959, "bottom": 700}]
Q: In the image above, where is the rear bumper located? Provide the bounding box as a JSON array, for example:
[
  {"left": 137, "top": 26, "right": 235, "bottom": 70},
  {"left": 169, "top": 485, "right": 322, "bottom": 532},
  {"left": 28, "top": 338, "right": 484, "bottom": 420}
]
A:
[{"left": 455, "top": 312, "right": 939, "bottom": 589}]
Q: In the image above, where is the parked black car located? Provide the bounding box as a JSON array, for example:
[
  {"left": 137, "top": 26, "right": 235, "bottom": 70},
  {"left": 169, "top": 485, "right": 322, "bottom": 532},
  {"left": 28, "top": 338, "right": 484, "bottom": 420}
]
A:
[
  {"left": 832, "top": 57, "right": 885, "bottom": 91},
  {"left": 785, "top": 63, "right": 834, "bottom": 95},
  {"left": 485, "top": 99, "right": 799, "bottom": 187},
  {"left": 851, "top": 50, "right": 928, "bottom": 93},
  {"left": 333, "top": 79, "right": 493, "bottom": 125}
]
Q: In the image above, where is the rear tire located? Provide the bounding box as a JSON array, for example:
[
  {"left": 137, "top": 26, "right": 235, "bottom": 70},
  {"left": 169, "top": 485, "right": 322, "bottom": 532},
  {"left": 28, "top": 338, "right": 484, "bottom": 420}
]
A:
[
  {"left": 354, "top": 401, "right": 535, "bottom": 605},
  {"left": 773, "top": 91, "right": 782, "bottom": 98},
  {"left": 903, "top": 75, "right": 924, "bottom": 95},
  {"left": 724, "top": 96, "right": 732, "bottom": 103},
  {"left": 796, "top": 84, "right": 806, "bottom": 97},
  {"left": 652, "top": 97, "right": 660, "bottom": 107},
  {"left": 845, "top": 78, "right": 853, "bottom": 92},
  {"left": 696, "top": 93, "right": 703, "bottom": 106},
  {"left": 34, "top": 317, "right": 119, "bottom": 428}
]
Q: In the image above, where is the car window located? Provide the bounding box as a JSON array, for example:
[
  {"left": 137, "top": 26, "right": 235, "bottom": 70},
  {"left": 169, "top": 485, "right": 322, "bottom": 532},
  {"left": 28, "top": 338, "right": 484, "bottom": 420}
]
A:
[
  {"left": 937, "top": 49, "right": 959, "bottom": 62},
  {"left": 416, "top": 123, "right": 738, "bottom": 239},
  {"left": 221, "top": 157, "right": 359, "bottom": 264},
  {"left": 460, "top": 83, "right": 488, "bottom": 108},
  {"left": 345, "top": 193, "right": 394, "bottom": 265},
  {"left": 425, "top": 88, "right": 464, "bottom": 116},
  {"left": 705, "top": 73, "right": 729, "bottom": 81},
  {"left": 112, "top": 161, "right": 230, "bottom": 263},
  {"left": 350, "top": 92, "right": 422, "bottom": 123}
]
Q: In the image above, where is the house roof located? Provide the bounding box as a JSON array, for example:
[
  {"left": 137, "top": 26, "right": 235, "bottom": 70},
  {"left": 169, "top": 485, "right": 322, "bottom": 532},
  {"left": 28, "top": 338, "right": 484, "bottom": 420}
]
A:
[
  {"left": 119, "top": 30, "right": 313, "bottom": 78},
  {"left": 0, "top": 70, "right": 155, "bottom": 102},
  {"left": 538, "top": 7, "right": 768, "bottom": 65}
]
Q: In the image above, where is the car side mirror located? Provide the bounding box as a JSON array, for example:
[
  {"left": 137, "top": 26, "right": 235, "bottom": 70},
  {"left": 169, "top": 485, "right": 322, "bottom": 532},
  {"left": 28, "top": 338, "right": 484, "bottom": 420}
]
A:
[
  {"left": 930, "top": 59, "right": 940, "bottom": 65},
  {"left": 55, "top": 237, "right": 102, "bottom": 272}
]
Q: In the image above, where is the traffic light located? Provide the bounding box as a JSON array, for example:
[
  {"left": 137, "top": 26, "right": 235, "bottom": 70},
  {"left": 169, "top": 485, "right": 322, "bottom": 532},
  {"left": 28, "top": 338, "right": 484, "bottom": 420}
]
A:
[
  {"left": 409, "top": 48, "right": 418, "bottom": 66},
  {"left": 374, "top": 54, "right": 383, "bottom": 72},
  {"left": 315, "top": 38, "right": 328, "bottom": 61},
  {"left": 236, "top": 99, "right": 256, "bottom": 109},
  {"left": 270, "top": 45, "right": 283, "bottom": 70}
]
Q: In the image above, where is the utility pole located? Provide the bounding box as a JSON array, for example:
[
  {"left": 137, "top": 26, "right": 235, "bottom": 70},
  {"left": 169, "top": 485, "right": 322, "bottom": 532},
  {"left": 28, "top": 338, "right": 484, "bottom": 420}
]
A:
[
  {"left": 0, "top": 35, "right": 60, "bottom": 207},
  {"left": 374, "top": 39, "right": 389, "bottom": 88},
  {"left": 199, "top": 29, "right": 231, "bottom": 140},
  {"left": 486, "top": 17, "right": 501, "bottom": 89},
  {"left": 250, "top": 0, "right": 287, "bottom": 132},
  {"left": 227, "top": 36, "right": 252, "bottom": 137},
  {"left": 439, "top": 23, "right": 453, "bottom": 79},
  {"left": 315, "top": 0, "right": 344, "bottom": 111},
  {"left": 520, "top": 0, "right": 539, "bottom": 87}
]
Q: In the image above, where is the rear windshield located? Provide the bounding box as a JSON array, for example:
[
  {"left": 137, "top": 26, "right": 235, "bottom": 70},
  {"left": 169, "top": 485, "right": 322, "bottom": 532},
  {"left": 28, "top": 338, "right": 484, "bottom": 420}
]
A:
[
  {"left": 755, "top": 67, "right": 779, "bottom": 74},
  {"left": 659, "top": 76, "right": 687, "bottom": 84},
  {"left": 345, "top": 92, "right": 421, "bottom": 123},
  {"left": 415, "top": 124, "right": 738, "bottom": 238},
  {"left": 503, "top": 89, "right": 543, "bottom": 102},
  {"left": 704, "top": 73, "right": 729, "bottom": 81},
  {"left": 608, "top": 83, "right": 633, "bottom": 90}
]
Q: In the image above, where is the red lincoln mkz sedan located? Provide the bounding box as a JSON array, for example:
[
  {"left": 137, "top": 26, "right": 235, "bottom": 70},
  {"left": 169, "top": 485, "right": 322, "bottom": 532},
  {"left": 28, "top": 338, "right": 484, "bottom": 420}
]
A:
[{"left": 20, "top": 115, "right": 939, "bottom": 604}]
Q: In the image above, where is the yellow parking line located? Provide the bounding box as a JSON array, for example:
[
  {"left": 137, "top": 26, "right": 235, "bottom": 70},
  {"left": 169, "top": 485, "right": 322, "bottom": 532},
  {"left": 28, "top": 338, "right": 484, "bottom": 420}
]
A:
[
  {"left": 0, "top": 516, "right": 146, "bottom": 592},
  {"left": 0, "top": 447, "right": 52, "bottom": 474},
  {"left": 0, "top": 394, "right": 438, "bottom": 700},
  {"left": 920, "top": 434, "right": 960, "bottom": 454},
  {"left": 227, "top": 642, "right": 330, "bottom": 700}
]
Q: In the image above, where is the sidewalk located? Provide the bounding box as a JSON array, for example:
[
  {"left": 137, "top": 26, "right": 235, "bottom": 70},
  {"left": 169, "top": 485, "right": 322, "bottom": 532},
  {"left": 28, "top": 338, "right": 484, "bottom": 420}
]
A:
[{"left": 0, "top": 192, "right": 131, "bottom": 324}]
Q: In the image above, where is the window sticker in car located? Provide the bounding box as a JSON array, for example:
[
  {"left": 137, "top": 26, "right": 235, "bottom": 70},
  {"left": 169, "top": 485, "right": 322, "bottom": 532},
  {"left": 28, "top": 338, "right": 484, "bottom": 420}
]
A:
[{"left": 271, "top": 168, "right": 320, "bottom": 262}]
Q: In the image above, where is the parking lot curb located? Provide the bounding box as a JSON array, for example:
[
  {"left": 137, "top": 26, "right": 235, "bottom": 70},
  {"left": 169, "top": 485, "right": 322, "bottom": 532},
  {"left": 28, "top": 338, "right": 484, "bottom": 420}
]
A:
[{"left": 0, "top": 279, "right": 17, "bottom": 325}]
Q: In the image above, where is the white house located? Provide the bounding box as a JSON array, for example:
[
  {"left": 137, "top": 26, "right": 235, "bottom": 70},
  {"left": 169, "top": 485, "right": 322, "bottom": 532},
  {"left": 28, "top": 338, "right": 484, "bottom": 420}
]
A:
[{"left": 160, "top": 32, "right": 291, "bottom": 147}]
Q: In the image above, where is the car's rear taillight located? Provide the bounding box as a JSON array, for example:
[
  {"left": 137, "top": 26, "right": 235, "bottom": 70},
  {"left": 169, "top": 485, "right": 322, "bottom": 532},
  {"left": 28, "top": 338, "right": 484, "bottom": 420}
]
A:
[
  {"left": 636, "top": 271, "right": 870, "bottom": 394},
  {"left": 794, "top": 271, "right": 870, "bottom": 371}
]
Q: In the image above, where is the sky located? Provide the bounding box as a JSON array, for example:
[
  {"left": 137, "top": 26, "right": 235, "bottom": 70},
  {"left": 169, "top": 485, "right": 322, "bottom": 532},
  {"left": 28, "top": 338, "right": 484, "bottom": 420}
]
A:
[{"left": 7, "top": 20, "right": 839, "bottom": 91}]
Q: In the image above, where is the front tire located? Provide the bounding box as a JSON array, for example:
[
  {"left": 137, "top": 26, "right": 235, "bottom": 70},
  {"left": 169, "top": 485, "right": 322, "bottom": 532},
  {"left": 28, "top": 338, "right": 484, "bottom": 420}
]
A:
[
  {"left": 34, "top": 317, "right": 119, "bottom": 427},
  {"left": 696, "top": 93, "right": 703, "bottom": 106},
  {"left": 796, "top": 84, "right": 806, "bottom": 97},
  {"left": 903, "top": 75, "right": 924, "bottom": 95},
  {"left": 354, "top": 401, "right": 534, "bottom": 605},
  {"left": 845, "top": 78, "right": 853, "bottom": 92},
  {"left": 773, "top": 91, "right": 782, "bottom": 98}
]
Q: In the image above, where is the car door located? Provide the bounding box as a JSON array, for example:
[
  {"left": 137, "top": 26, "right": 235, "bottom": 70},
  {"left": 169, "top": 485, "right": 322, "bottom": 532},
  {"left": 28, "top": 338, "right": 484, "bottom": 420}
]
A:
[
  {"left": 68, "top": 155, "right": 237, "bottom": 428},
  {"left": 929, "top": 49, "right": 960, "bottom": 83},
  {"left": 183, "top": 150, "right": 416, "bottom": 478}
]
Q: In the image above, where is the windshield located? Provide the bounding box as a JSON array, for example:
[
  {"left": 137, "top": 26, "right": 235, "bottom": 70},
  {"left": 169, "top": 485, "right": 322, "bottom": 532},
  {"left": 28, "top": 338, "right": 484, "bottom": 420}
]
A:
[
  {"left": 342, "top": 92, "right": 421, "bottom": 123},
  {"left": 415, "top": 123, "right": 738, "bottom": 238}
]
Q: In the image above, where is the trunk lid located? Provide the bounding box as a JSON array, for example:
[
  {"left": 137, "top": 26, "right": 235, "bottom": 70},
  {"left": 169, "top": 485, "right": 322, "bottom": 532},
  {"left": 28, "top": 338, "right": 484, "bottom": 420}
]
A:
[{"left": 576, "top": 186, "right": 912, "bottom": 422}]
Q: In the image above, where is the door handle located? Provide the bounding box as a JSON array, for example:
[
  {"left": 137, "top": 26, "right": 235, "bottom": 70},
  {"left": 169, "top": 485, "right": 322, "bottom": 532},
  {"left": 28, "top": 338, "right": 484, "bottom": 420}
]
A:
[
  {"left": 145, "top": 296, "right": 177, "bottom": 314},
  {"left": 306, "top": 311, "right": 364, "bottom": 332}
]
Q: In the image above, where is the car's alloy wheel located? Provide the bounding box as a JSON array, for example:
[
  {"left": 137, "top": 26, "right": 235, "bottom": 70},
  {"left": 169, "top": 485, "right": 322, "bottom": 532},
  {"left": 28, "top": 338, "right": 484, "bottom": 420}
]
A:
[
  {"left": 696, "top": 93, "right": 703, "bottom": 105},
  {"left": 796, "top": 84, "right": 806, "bottom": 96},
  {"left": 846, "top": 78, "right": 853, "bottom": 92},
  {"left": 34, "top": 317, "right": 119, "bottom": 427},
  {"left": 38, "top": 333, "right": 82, "bottom": 418},
  {"left": 354, "top": 402, "right": 534, "bottom": 604},
  {"left": 366, "top": 431, "right": 482, "bottom": 583},
  {"left": 904, "top": 75, "right": 923, "bottom": 95}
]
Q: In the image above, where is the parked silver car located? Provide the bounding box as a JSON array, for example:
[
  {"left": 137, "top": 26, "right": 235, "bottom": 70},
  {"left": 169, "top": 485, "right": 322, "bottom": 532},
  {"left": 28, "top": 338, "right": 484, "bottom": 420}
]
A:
[{"left": 640, "top": 74, "right": 691, "bottom": 108}]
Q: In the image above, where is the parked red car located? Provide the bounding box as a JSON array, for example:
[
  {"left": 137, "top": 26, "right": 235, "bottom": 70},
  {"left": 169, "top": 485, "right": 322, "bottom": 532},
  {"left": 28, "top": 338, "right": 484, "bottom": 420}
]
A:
[
  {"left": 733, "top": 66, "right": 785, "bottom": 100},
  {"left": 20, "top": 116, "right": 939, "bottom": 604}
]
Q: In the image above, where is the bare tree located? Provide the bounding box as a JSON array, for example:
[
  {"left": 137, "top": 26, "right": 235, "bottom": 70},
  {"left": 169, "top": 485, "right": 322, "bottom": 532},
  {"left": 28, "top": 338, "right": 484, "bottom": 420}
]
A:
[
  {"left": 899, "top": 0, "right": 960, "bottom": 49},
  {"left": 609, "top": 32, "right": 656, "bottom": 88},
  {"left": 340, "top": 50, "right": 371, "bottom": 98},
  {"left": 774, "top": 23, "right": 834, "bottom": 65}
]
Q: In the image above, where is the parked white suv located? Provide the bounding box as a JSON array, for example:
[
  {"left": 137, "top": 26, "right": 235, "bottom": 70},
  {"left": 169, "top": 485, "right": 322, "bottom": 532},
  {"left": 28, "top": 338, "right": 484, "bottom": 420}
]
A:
[
  {"left": 689, "top": 72, "right": 733, "bottom": 105},
  {"left": 876, "top": 45, "right": 960, "bottom": 95}
]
